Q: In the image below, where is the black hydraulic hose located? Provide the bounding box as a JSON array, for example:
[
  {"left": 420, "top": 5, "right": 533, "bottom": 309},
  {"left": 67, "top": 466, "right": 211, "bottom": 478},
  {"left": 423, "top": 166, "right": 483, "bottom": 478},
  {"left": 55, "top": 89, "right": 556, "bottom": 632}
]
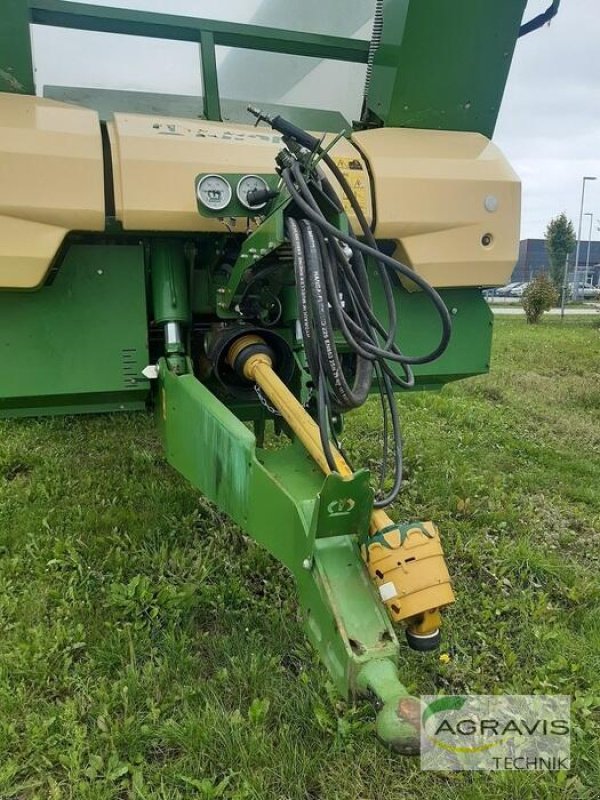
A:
[
  {"left": 274, "top": 125, "right": 452, "bottom": 507},
  {"left": 374, "top": 368, "right": 404, "bottom": 508},
  {"left": 519, "top": 0, "right": 560, "bottom": 37},
  {"left": 281, "top": 168, "right": 452, "bottom": 365},
  {"left": 286, "top": 218, "right": 320, "bottom": 383},
  {"left": 284, "top": 186, "right": 414, "bottom": 504},
  {"left": 297, "top": 164, "right": 399, "bottom": 352},
  {"left": 302, "top": 220, "right": 373, "bottom": 409},
  {"left": 317, "top": 366, "right": 340, "bottom": 473},
  {"left": 301, "top": 219, "right": 354, "bottom": 409},
  {"left": 290, "top": 167, "right": 404, "bottom": 368},
  {"left": 318, "top": 155, "right": 400, "bottom": 348},
  {"left": 248, "top": 108, "right": 453, "bottom": 507}
]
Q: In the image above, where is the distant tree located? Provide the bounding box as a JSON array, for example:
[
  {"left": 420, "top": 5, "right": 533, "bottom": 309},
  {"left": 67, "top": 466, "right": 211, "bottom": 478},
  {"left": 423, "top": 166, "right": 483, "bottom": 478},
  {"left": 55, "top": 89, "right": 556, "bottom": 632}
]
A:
[
  {"left": 522, "top": 274, "right": 559, "bottom": 324},
  {"left": 544, "top": 213, "right": 576, "bottom": 289}
]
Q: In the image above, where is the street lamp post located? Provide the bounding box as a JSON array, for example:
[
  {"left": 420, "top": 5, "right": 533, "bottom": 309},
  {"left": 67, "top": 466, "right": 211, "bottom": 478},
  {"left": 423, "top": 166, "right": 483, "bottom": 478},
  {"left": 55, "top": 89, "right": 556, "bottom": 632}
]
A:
[
  {"left": 573, "top": 176, "right": 597, "bottom": 300},
  {"left": 584, "top": 212, "right": 593, "bottom": 286},
  {"left": 561, "top": 253, "right": 569, "bottom": 321}
]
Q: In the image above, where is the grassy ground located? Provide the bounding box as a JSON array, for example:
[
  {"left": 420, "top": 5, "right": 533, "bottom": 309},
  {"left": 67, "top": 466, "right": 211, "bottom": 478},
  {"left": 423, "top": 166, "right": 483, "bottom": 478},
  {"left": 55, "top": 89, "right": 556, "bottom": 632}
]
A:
[{"left": 0, "top": 317, "right": 599, "bottom": 800}]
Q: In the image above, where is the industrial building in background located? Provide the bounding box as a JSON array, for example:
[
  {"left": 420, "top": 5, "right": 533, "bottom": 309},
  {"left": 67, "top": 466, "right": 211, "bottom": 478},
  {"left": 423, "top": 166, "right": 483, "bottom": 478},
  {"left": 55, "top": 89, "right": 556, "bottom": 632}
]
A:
[{"left": 514, "top": 239, "right": 600, "bottom": 285}]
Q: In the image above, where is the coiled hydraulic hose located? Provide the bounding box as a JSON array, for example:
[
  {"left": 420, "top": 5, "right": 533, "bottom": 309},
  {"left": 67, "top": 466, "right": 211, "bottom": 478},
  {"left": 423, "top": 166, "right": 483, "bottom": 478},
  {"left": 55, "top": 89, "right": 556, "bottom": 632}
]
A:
[
  {"left": 248, "top": 107, "right": 452, "bottom": 507},
  {"left": 519, "top": 0, "right": 560, "bottom": 37}
]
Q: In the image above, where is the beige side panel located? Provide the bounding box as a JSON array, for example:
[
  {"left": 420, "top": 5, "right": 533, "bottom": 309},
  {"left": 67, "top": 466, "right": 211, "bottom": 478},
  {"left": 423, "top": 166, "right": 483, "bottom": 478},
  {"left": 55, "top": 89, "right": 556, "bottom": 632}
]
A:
[
  {"left": 0, "top": 216, "right": 66, "bottom": 289},
  {"left": 353, "top": 128, "right": 521, "bottom": 288},
  {"left": 0, "top": 93, "right": 105, "bottom": 231},
  {"left": 109, "top": 114, "right": 371, "bottom": 232}
]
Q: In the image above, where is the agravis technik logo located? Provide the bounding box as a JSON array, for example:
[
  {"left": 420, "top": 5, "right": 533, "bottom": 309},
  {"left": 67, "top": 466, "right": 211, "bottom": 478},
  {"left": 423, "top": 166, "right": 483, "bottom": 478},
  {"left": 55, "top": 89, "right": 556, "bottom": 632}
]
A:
[{"left": 420, "top": 695, "right": 571, "bottom": 771}]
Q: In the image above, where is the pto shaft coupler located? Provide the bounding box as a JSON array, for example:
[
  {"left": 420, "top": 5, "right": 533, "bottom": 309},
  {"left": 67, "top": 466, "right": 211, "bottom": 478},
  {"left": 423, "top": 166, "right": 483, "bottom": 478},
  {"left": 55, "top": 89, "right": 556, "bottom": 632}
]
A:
[{"left": 227, "top": 334, "right": 455, "bottom": 649}]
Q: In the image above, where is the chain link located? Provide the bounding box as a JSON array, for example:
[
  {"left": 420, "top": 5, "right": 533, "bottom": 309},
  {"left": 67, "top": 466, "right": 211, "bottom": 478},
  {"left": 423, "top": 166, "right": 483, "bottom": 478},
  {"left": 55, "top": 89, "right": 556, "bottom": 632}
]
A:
[
  {"left": 254, "top": 384, "right": 314, "bottom": 416},
  {"left": 254, "top": 384, "right": 281, "bottom": 416}
]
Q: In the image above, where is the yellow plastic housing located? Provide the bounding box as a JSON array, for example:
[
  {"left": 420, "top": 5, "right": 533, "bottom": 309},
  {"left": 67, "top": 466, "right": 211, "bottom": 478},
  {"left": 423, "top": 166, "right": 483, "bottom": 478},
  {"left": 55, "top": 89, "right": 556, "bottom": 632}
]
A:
[{"left": 362, "top": 521, "right": 455, "bottom": 624}]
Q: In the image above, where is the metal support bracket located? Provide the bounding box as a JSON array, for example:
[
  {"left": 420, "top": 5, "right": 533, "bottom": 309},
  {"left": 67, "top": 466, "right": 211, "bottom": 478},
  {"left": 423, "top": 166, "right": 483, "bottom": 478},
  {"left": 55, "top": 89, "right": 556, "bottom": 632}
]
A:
[{"left": 156, "top": 361, "right": 422, "bottom": 741}]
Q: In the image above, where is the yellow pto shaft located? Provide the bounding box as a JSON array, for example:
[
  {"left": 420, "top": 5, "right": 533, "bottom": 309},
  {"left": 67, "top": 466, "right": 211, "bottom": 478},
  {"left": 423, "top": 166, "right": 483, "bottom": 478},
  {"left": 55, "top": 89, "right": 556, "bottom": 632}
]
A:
[{"left": 227, "top": 335, "right": 455, "bottom": 643}]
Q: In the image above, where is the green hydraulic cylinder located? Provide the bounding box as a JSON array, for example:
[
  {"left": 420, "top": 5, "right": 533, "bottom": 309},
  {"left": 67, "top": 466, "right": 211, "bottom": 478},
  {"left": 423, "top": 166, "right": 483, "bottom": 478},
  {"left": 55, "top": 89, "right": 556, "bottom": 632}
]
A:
[{"left": 150, "top": 240, "right": 191, "bottom": 374}]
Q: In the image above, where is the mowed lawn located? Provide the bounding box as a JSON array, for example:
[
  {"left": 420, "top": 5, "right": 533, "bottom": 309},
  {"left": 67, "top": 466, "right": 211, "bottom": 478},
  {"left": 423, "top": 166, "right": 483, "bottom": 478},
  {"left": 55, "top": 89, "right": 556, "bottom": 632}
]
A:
[{"left": 0, "top": 317, "right": 599, "bottom": 800}]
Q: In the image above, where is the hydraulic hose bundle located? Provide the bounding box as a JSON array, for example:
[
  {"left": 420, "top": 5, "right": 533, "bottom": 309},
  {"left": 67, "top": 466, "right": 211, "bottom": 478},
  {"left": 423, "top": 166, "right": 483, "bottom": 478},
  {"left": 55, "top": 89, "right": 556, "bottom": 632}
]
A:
[{"left": 248, "top": 107, "right": 453, "bottom": 508}]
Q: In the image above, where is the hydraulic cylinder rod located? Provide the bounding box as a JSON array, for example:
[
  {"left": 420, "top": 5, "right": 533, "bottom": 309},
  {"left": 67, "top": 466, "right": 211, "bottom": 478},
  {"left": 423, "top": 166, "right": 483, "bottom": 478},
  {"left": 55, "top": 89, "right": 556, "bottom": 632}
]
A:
[{"left": 151, "top": 240, "right": 190, "bottom": 375}]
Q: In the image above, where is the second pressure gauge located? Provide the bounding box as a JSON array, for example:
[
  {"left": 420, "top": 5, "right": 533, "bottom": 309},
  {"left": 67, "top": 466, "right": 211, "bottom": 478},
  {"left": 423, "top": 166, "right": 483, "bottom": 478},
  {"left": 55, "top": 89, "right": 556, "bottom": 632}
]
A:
[
  {"left": 237, "top": 174, "right": 270, "bottom": 210},
  {"left": 197, "top": 174, "right": 232, "bottom": 212}
]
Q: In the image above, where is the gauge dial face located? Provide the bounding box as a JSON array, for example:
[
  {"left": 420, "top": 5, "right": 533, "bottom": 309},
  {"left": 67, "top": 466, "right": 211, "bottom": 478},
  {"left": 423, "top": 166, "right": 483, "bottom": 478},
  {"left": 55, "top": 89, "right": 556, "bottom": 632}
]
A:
[
  {"left": 197, "top": 174, "right": 232, "bottom": 212},
  {"left": 237, "top": 174, "right": 270, "bottom": 210}
]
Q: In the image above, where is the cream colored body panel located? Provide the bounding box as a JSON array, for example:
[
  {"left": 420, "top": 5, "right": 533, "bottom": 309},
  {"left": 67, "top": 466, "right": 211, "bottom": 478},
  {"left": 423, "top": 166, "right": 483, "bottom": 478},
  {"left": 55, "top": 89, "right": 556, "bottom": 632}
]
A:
[
  {"left": 0, "top": 94, "right": 520, "bottom": 291},
  {"left": 108, "top": 114, "right": 372, "bottom": 232},
  {"left": 353, "top": 128, "right": 521, "bottom": 288},
  {"left": 0, "top": 93, "right": 104, "bottom": 288},
  {"left": 0, "top": 216, "right": 67, "bottom": 289}
]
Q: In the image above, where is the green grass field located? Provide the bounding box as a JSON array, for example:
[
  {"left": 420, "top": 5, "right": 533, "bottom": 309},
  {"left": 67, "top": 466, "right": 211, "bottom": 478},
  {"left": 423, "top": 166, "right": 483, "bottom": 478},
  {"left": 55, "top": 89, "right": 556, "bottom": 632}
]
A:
[{"left": 1, "top": 317, "right": 599, "bottom": 800}]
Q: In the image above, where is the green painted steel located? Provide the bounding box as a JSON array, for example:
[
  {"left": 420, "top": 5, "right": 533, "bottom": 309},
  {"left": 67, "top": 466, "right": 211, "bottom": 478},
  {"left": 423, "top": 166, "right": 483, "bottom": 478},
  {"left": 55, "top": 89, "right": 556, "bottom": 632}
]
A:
[
  {"left": 0, "top": 245, "right": 149, "bottom": 417},
  {"left": 150, "top": 241, "right": 191, "bottom": 325},
  {"left": 355, "top": 659, "right": 419, "bottom": 752},
  {"left": 158, "top": 365, "right": 375, "bottom": 557},
  {"left": 365, "top": 0, "right": 528, "bottom": 137},
  {"left": 28, "top": 1, "right": 369, "bottom": 62},
  {"left": 216, "top": 200, "right": 287, "bottom": 319},
  {"left": 371, "top": 285, "right": 494, "bottom": 386},
  {"left": 0, "top": 235, "right": 492, "bottom": 417},
  {"left": 11, "top": 0, "right": 528, "bottom": 138},
  {"left": 1, "top": 0, "right": 35, "bottom": 94},
  {"left": 44, "top": 86, "right": 351, "bottom": 132},
  {"left": 199, "top": 31, "right": 221, "bottom": 122},
  {"left": 0, "top": 0, "right": 523, "bottom": 740},
  {"left": 300, "top": 539, "right": 399, "bottom": 696},
  {"left": 157, "top": 360, "right": 407, "bottom": 698}
]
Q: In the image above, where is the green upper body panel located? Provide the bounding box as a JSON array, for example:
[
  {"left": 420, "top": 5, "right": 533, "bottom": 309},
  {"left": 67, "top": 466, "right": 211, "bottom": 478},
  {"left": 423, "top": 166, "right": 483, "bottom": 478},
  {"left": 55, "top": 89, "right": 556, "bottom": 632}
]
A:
[
  {"left": 364, "top": 0, "right": 528, "bottom": 137},
  {"left": 2, "top": 0, "right": 534, "bottom": 136}
]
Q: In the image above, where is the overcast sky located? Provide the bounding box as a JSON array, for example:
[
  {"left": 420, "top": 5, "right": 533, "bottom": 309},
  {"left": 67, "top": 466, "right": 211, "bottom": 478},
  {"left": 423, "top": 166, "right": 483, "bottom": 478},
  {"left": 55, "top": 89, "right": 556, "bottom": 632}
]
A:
[
  {"left": 495, "top": 0, "right": 600, "bottom": 240},
  {"left": 31, "top": 0, "right": 600, "bottom": 241}
]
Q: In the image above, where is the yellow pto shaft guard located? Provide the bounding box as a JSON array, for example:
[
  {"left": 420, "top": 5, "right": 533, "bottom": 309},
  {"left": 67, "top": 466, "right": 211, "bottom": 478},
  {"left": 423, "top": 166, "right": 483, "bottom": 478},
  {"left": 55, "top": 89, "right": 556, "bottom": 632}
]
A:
[{"left": 226, "top": 334, "right": 455, "bottom": 647}]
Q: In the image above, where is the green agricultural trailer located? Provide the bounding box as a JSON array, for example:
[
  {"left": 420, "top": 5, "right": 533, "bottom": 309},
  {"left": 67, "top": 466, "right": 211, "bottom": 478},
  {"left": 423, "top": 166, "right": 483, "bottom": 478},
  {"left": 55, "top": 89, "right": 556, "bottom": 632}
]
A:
[{"left": 0, "top": 0, "right": 560, "bottom": 751}]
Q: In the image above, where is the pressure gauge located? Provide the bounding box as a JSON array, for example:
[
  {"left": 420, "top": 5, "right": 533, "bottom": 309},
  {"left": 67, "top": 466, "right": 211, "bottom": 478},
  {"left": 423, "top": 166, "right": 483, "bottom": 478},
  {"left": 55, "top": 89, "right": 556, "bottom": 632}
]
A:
[
  {"left": 237, "top": 174, "right": 270, "bottom": 210},
  {"left": 196, "top": 174, "right": 232, "bottom": 212}
]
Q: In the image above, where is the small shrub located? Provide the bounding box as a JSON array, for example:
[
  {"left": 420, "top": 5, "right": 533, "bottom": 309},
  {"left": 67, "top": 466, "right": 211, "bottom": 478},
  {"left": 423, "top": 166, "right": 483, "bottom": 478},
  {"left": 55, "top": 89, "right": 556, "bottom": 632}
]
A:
[{"left": 522, "top": 274, "right": 559, "bottom": 324}]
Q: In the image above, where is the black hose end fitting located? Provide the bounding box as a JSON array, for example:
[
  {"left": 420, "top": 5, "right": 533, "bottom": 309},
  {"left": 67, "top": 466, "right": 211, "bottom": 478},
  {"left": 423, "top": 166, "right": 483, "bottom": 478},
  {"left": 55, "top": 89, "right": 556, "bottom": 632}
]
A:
[
  {"left": 247, "top": 105, "right": 320, "bottom": 152},
  {"left": 246, "top": 187, "right": 280, "bottom": 208}
]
